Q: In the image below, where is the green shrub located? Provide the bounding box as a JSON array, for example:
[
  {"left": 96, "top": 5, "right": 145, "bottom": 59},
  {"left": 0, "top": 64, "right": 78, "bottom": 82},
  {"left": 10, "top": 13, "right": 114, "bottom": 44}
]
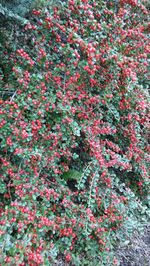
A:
[{"left": 0, "top": 0, "right": 149, "bottom": 265}]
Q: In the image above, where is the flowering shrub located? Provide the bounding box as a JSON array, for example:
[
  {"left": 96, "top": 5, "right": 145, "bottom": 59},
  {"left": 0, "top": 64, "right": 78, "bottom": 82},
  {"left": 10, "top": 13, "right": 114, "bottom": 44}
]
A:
[{"left": 0, "top": 0, "right": 149, "bottom": 265}]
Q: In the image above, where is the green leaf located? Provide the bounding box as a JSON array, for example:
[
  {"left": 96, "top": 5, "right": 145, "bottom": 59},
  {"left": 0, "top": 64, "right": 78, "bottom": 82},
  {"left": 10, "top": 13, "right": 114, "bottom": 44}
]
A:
[
  {"left": 61, "top": 170, "right": 82, "bottom": 181},
  {"left": 0, "top": 180, "right": 7, "bottom": 194}
]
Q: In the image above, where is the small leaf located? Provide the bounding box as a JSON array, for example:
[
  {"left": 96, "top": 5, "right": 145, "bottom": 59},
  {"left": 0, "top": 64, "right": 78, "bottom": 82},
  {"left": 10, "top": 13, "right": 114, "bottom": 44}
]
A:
[
  {"left": 0, "top": 180, "right": 7, "bottom": 194},
  {"left": 61, "top": 170, "right": 82, "bottom": 181}
]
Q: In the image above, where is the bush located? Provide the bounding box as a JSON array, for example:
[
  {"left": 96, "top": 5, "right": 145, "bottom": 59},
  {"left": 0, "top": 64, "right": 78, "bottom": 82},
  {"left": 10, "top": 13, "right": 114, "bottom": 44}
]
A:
[{"left": 0, "top": 0, "right": 149, "bottom": 265}]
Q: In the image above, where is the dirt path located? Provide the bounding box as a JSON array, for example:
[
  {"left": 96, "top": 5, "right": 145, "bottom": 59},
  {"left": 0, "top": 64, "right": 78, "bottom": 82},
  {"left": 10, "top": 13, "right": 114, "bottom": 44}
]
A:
[{"left": 116, "top": 226, "right": 150, "bottom": 266}]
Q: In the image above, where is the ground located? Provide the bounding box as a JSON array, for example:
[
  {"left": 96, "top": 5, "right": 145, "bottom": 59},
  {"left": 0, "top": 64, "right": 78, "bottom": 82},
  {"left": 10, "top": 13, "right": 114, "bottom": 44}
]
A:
[{"left": 116, "top": 225, "right": 150, "bottom": 266}]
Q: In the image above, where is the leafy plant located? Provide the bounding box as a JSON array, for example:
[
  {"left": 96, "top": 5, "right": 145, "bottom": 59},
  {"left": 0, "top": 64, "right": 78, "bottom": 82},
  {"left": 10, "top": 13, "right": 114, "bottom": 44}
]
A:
[{"left": 0, "top": 0, "right": 149, "bottom": 265}]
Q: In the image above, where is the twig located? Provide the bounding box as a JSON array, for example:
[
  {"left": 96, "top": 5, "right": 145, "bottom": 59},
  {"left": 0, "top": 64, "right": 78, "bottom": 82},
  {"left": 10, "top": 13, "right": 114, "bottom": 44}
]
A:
[{"left": 10, "top": 90, "right": 17, "bottom": 102}]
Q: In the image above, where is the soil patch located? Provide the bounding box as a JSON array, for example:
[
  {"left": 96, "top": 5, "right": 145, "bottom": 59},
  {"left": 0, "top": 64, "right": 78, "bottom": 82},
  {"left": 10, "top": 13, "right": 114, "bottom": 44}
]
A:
[{"left": 116, "top": 225, "right": 150, "bottom": 266}]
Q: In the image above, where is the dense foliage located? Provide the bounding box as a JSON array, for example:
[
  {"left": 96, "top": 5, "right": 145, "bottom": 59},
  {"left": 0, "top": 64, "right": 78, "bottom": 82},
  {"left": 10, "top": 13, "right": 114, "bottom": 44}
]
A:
[{"left": 0, "top": 0, "right": 149, "bottom": 265}]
